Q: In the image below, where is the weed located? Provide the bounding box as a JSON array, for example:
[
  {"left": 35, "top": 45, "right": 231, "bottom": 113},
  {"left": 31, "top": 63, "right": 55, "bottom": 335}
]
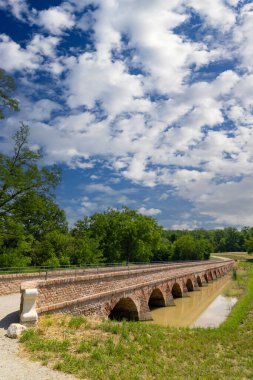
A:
[{"left": 68, "top": 316, "right": 87, "bottom": 329}]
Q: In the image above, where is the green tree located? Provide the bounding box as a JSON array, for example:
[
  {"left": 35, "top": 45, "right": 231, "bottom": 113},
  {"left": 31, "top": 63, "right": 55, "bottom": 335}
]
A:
[
  {"left": 71, "top": 220, "right": 104, "bottom": 265},
  {"left": 0, "top": 68, "right": 19, "bottom": 119},
  {"left": 13, "top": 192, "right": 68, "bottom": 239},
  {"left": 0, "top": 216, "right": 32, "bottom": 267},
  {"left": 75, "top": 207, "right": 164, "bottom": 263},
  {"left": 0, "top": 123, "right": 61, "bottom": 217},
  {"left": 245, "top": 237, "right": 253, "bottom": 254}
]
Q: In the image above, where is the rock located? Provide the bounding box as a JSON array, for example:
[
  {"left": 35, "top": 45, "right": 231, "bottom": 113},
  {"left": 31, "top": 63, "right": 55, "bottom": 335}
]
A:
[{"left": 6, "top": 323, "right": 27, "bottom": 339}]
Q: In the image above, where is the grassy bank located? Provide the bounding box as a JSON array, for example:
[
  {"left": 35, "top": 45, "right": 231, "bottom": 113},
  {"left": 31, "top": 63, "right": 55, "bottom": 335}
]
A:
[{"left": 20, "top": 264, "right": 253, "bottom": 380}]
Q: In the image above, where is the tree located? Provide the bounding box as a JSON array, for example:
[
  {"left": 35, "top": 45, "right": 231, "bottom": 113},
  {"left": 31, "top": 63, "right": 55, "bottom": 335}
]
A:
[
  {"left": 74, "top": 207, "right": 164, "bottom": 263},
  {"left": 13, "top": 192, "right": 68, "bottom": 239},
  {"left": 71, "top": 220, "right": 104, "bottom": 265},
  {"left": 0, "top": 216, "right": 32, "bottom": 267},
  {"left": 0, "top": 68, "right": 19, "bottom": 119},
  {"left": 245, "top": 237, "right": 253, "bottom": 254},
  {"left": 0, "top": 123, "right": 61, "bottom": 217}
]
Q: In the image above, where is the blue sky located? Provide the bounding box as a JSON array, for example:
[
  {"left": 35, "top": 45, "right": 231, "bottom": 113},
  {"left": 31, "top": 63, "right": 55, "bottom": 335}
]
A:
[{"left": 0, "top": 0, "right": 253, "bottom": 229}]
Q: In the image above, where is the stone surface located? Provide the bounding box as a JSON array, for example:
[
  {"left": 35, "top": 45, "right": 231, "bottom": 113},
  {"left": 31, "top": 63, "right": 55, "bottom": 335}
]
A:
[
  {"left": 7, "top": 323, "right": 27, "bottom": 339},
  {"left": 20, "top": 288, "right": 38, "bottom": 326}
]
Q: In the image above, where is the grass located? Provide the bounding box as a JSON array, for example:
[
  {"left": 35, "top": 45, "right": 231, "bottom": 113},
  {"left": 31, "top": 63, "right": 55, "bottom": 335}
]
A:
[{"left": 20, "top": 263, "right": 253, "bottom": 380}]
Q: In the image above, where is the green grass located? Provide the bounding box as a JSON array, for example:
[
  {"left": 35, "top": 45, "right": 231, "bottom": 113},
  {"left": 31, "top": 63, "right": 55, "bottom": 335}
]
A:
[{"left": 20, "top": 263, "right": 253, "bottom": 380}]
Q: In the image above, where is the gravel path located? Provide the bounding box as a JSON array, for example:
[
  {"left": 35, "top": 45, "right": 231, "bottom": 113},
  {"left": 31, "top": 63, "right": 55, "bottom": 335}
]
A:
[{"left": 0, "top": 293, "right": 75, "bottom": 380}]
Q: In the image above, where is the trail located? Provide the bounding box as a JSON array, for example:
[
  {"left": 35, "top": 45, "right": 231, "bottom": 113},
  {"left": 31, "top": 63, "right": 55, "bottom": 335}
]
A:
[{"left": 0, "top": 293, "right": 75, "bottom": 380}]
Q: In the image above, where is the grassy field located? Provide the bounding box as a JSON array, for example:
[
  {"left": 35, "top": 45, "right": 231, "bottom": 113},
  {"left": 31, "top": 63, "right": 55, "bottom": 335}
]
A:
[{"left": 20, "top": 263, "right": 253, "bottom": 380}]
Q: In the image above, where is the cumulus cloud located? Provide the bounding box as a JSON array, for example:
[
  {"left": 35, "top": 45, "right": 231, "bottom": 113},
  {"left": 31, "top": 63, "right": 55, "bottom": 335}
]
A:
[
  {"left": 37, "top": 6, "right": 75, "bottom": 35},
  {"left": 138, "top": 207, "right": 162, "bottom": 216},
  {"left": 0, "top": 34, "right": 40, "bottom": 71}
]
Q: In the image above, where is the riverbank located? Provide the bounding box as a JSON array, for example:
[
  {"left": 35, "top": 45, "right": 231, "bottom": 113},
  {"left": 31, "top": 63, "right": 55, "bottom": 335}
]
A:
[{"left": 20, "top": 263, "right": 253, "bottom": 380}]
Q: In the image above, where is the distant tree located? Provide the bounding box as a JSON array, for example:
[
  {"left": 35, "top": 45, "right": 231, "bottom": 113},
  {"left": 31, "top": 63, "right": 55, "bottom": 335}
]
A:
[
  {"left": 0, "top": 68, "right": 19, "bottom": 119},
  {"left": 75, "top": 207, "right": 164, "bottom": 263},
  {"left": 245, "top": 237, "right": 253, "bottom": 254},
  {"left": 172, "top": 235, "right": 199, "bottom": 260},
  {"left": 71, "top": 220, "right": 104, "bottom": 265}
]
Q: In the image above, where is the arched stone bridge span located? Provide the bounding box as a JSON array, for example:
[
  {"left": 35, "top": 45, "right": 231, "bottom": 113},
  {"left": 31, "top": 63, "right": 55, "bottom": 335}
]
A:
[{"left": 20, "top": 260, "right": 234, "bottom": 325}]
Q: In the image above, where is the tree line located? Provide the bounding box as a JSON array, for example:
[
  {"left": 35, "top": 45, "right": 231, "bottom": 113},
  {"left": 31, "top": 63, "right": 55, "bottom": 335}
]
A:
[{"left": 0, "top": 68, "right": 252, "bottom": 268}]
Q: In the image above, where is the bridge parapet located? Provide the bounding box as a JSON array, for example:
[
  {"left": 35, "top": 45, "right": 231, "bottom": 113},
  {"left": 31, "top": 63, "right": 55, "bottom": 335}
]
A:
[{"left": 20, "top": 260, "right": 234, "bottom": 326}]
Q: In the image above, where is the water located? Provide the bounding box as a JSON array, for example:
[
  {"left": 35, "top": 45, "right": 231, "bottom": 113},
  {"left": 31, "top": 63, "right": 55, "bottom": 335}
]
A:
[{"left": 149, "top": 275, "right": 237, "bottom": 328}]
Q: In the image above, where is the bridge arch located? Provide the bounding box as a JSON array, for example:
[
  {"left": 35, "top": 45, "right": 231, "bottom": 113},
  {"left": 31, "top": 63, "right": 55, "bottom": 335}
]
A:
[
  {"left": 185, "top": 278, "right": 194, "bottom": 291},
  {"left": 196, "top": 275, "right": 202, "bottom": 287},
  {"left": 172, "top": 282, "right": 183, "bottom": 298},
  {"left": 148, "top": 288, "right": 166, "bottom": 308},
  {"left": 204, "top": 273, "right": 208, "bottom": 283},
  {"left": 108, "top": 297, "right": 139, "bottom": 321},
  {"left": 209, "top": 271, "right": 213, "bottom": 281}
]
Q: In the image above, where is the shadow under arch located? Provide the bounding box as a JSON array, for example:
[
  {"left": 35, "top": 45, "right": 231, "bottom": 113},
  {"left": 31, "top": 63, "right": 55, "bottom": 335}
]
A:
[
  {"left": 148, "top": 288, "right": 166, "bottom": 309},
  {"left": 196, "top": 275, "right": 202, "bottom": 287},
  {"left": 108, "top": 297, "right": 139, "bottom": 321},
  {"left": 172, "top": 282, "right": 182, "bottom": 298},
  {"left": 204, "top": 274, "right": 208, "bottom": 283},
  {"left": 186, "top": 278, "right": 194, "bottom": 292}
]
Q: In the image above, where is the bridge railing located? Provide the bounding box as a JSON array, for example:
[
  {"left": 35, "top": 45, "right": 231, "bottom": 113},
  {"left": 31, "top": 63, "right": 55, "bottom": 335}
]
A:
[
  {"left": 0, "top": 261, "right": 176, "bottom": 275},
  {"left": 0, "top": 259, "right": 233, "bottom": 277}
]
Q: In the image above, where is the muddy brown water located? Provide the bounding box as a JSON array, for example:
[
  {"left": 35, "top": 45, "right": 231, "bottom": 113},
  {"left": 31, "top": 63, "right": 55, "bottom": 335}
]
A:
[{"left": 149, "top": 275, "right": 237, "bottom": 327}]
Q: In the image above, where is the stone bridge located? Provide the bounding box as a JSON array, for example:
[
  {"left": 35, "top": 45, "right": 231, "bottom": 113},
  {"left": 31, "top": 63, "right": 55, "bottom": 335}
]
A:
[{"left": 20, "top": 260, "right": 234, "bottom": 325}]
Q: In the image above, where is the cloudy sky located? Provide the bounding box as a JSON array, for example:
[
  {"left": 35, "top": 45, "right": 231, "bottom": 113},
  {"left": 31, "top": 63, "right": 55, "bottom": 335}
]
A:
[{"left": 0, "top": 0, "right": 253, "bottom": 229}]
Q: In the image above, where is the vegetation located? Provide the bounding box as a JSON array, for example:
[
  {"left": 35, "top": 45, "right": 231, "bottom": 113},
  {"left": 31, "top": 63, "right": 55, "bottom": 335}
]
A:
[
  {"left": 20, "top": 263, "right": 253, "bottom": 380},
  {"left": 0, "top": 68, "right": 19, "bottom": 119}
]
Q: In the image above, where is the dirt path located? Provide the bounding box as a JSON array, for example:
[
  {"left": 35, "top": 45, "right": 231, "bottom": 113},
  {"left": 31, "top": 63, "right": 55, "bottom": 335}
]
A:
[{"left": 0, "top": 293, "right": 75, "bottom": 380}]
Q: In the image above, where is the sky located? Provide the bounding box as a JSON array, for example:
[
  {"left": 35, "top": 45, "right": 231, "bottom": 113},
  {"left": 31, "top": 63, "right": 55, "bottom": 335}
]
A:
[{"left": 0, "top": 0, "right": 253, "bottom": 229}]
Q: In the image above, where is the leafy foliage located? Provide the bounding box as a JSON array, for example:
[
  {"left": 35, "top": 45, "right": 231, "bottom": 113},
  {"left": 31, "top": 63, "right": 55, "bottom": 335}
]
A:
[{"left": 0, "top": 68, "right": 19, "bottom": 119}]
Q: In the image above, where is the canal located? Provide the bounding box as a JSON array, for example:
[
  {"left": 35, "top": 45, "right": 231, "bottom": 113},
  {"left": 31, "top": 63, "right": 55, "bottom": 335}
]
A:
[{"left": 149, "top": 274, "right": 237, "bottom": 327}]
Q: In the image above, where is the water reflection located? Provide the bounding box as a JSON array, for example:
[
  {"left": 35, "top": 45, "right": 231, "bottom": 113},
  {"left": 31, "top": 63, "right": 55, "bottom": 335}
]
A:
[
  {"left": 149, "top": 275, "right": 237, "bottom": 327},
  {"left": 192, "top": 295, "right": 237, "bottom": 327}
]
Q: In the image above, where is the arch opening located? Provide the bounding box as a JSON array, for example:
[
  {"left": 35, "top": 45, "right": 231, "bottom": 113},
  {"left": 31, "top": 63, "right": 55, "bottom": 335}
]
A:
[
  {"left": 204, "top": 274, "right": 208, "bottom": 283},
  {"left": 172, "top": 283, "right": 182, "bottom": 298},
  {"left": 186, "top": 279, "right": 194, "bottom": 292},
  {"left": 148, "top": 288, "right": 166, "bottom": 309},
  {"left": 108, "top": 297, "right": 139, "bottom": 321},
  {"left": 196, "top": 276, "right": 202, "bottom": 287},
  {"left": 209, "top": 271, "right": 213, "bottom": 280}
]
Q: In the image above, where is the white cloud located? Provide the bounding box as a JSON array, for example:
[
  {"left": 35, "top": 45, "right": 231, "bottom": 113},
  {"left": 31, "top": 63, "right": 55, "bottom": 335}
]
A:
[
  {"left": 0, "top": 0, "right": 29, "bottom": 21},
  {"left": 185, "top": 0, "right": 236, "bottom": 31},
  {"left": 37, "top": 6, "right": 75, "bottom": 35},
  {"left": 138, "top": 207, "right": 161, "bottom": 216},
  {"left": 0, "top": 34, "right": 39, "bottom": 71}
]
